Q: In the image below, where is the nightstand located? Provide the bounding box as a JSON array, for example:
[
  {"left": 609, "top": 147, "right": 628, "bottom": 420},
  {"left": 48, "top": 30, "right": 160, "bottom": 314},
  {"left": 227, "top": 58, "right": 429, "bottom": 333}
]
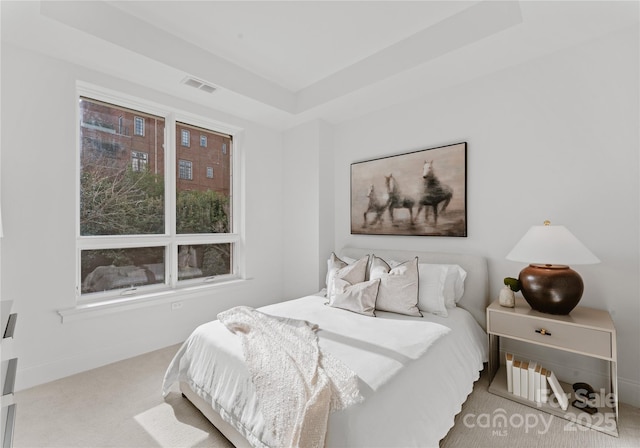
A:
[
  {"left": 1, "top": 300, "right": 17, "bottom": 448},
  {"left": 487, "top": 298, "right": 618, "bottom": 437}
]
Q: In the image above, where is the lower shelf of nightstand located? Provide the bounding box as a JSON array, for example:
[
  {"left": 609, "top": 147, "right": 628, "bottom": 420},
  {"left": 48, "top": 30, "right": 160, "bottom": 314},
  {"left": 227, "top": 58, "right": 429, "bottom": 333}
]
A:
[
  {"left": 488, "top": 366, "right": 618, "bottom": 437},
  {"left": 2, "top": 403, "right": 16, "bottom": 448}
]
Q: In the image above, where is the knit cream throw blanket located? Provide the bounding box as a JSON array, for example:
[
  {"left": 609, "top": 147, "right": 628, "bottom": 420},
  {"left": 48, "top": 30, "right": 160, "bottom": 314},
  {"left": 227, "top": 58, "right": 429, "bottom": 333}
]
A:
[{"left": 218, "top": 306, "right": 363, "bottom": 448}]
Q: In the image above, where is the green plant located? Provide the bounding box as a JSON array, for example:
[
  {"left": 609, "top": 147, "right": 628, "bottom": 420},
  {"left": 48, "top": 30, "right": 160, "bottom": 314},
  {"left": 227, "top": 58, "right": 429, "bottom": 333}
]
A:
[
  {"left": 504, "top": 277, "right": 521, "bottom": 292},
  {"left": 176, "top": 189, "right": 229, "bottom": 234}
]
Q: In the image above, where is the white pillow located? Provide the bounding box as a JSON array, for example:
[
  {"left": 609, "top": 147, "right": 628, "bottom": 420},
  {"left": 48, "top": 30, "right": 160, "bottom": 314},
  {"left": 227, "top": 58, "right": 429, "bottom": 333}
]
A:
[
  {"left": 444, "top": 265, "right": 467, "bottom": 308},
  {"left": 416, "top": 264, "right": 449, "bottom": 317},
  {"left": 326, "top": 254, "right": 369, "bottom": 301},
  {"left": 403, "top": 262, "right": 467, "bottom": 315},
  {"left": 369, "top": 256, "right": 421, "bottom": 317},
  {"left": 329, "top": 278, "right": 380, "bottom": 317}
]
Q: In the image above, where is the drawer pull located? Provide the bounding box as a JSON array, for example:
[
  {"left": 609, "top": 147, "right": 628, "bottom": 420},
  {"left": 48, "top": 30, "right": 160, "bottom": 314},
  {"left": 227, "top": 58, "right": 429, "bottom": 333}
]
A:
[{"left": 535, "top": 328, "right": 551, "bottom": 336}]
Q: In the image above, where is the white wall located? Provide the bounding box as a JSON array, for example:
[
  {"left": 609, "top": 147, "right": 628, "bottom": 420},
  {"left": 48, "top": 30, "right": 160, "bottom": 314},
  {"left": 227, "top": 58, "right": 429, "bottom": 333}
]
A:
[
  {"left": 0, "top": 43, "right": 285, "bottom": 390},
  {"left": 282, "top": 120, "right": 334, "bottom": 298},
  {"left": 332, "top": 26, "right": 640, "bottom": 406}
]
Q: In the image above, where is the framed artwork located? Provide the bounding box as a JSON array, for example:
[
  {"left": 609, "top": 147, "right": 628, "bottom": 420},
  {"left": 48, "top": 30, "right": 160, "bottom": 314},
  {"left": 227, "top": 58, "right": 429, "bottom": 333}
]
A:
[{"left": 351, "top": 142, "right": 466, "bottom": 237}]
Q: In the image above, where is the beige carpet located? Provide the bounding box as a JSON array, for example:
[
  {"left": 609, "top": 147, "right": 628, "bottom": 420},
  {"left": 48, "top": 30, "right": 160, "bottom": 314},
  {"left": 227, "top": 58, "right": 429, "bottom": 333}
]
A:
[{"left": 14, "top": 344, "right": 640, "bottom": 448}]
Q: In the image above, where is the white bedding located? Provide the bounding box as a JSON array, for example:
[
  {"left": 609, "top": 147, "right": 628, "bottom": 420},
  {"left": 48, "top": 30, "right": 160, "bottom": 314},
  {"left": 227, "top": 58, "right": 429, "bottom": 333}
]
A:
[{"left": 163, "top": 295, "right": 488, "bottom": 448}]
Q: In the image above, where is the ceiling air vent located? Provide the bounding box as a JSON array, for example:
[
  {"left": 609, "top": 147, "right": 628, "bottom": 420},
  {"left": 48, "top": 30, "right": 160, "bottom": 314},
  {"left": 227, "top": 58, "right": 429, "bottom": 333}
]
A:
[{"left": 181, "top": 76, "right": 217, "bottom": 94}]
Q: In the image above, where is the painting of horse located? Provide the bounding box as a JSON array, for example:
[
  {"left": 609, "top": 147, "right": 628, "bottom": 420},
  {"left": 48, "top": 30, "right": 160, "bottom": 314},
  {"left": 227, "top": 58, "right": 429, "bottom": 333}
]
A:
[
  {"left": 417, "top": 160, "right": 453, "bottom": 226},
  {"left": 362, "top": 184, "right": 387, "bottom": 227},
  {"left": 385, "top": 174, "right": 415, "bottom": 226},
  {"left": 351, "top": 142, "right": 466, "bottom": 236}
]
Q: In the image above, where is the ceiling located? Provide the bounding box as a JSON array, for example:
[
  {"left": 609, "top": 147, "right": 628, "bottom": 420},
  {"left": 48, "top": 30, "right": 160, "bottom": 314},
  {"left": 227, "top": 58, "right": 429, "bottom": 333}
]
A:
[
  {"left": 2, "top": 1, "right": 638, "bottom": 130},
  {"left": 109, "top": 1, "right": 478, "bottom": 92}
]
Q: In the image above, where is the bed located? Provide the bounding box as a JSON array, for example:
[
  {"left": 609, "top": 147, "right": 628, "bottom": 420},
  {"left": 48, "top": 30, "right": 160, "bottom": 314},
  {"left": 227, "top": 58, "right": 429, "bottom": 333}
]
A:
[{"left": 162, "top": 247, "right": 490, "bottom": 448}]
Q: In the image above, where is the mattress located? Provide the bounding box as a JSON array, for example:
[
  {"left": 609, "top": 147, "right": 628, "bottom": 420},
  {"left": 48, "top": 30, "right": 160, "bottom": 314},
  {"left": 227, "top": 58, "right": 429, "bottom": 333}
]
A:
[{"left": 163, "top": 294, "right": 488, "bottom": 448}]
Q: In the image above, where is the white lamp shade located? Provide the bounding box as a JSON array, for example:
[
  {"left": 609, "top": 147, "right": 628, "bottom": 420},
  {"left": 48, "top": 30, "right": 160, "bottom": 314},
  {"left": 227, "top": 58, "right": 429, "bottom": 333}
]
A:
[{"left": 506, "top": 224, "right": 600, "bottom": 265}]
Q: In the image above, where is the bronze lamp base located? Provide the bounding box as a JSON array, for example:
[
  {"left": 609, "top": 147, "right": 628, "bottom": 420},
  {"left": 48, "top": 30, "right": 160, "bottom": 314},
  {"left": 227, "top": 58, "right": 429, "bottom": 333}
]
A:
[{"left": 519, "top": 264, "right": 584, "bottom": 315}]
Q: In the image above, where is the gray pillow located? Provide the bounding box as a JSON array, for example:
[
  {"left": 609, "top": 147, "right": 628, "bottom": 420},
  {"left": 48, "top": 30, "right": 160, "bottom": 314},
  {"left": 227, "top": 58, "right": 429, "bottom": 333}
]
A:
[
  {"left": 369, "top": 256, "right": 422, "bottom": 317},
  {"left": 326, "top": 254, "right": 369, "bottom": 301},
  {"left": 329, "top": 278, "right": 380, "bottom": 317}
]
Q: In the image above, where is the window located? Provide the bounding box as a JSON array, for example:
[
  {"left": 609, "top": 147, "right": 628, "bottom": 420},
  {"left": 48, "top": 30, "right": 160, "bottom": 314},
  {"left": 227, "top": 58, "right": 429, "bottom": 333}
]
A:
[
  {"left": 178, "top": 159, "right": 193, "bottom": 180},
  {"left": 181, "top": 129, "right": 190, "bottom": 147},
  {"left": 222, "top": 142, "right": 227, "bottom": 155},
  {"left": 206, "top": 166, "right": 214, "bottom": 178},
  {"left": 200, "top": 135, "right": 207, "bottom": 147},
  {"left": 178, "top": 243, "right": 230, "bottom": 281},
  {"left": 134, "top": 116, "right": 145, "bottom": 136},
  {"left": 78, "top": 92, "right": 238, "bottom": 303},
  {"left": 131, "top": 151, "right": 148, "bottom": 172},
  {"left": 83, "top": 137, "right": 120, "bottom": 158}
]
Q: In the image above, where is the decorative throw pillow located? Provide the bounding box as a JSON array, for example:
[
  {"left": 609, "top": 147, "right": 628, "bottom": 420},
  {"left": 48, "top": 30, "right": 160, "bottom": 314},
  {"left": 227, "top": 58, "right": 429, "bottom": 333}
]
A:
[
  {"left": 369, "top": 256, "right": 421, "bottom": 317},
  {"left": 329, "top": 278, "right": 380, "bottom": 317},
  {"left": 326, "top": 254, "right": 369, "bottom": 300},
  {"left": 326, "top": 253, "right": 348, "bottom": 295},
  {"left": 416, "top": 264, "right": 449, "bottom": 317}
]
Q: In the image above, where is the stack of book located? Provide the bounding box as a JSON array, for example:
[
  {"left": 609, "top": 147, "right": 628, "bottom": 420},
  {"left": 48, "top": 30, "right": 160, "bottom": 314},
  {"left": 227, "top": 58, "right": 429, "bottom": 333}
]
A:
[{"left": 505, "top": 353, "right": 568, "bottom": 410}]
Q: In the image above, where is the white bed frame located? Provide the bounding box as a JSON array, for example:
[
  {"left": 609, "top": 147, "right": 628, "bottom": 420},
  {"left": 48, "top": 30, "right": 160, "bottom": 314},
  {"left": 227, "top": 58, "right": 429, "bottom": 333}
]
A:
[
  {"left": 180, "top": 247, "right": 489, "bottom": 446},
  {"left": 180, "top": 382, "right": 253, "bottom": 448}
]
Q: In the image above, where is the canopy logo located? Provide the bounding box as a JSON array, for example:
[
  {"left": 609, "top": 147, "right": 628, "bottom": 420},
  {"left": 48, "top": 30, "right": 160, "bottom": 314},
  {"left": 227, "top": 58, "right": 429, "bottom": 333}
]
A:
[{"left": 463, "top": 408, "right": 554, "bottom": 435}]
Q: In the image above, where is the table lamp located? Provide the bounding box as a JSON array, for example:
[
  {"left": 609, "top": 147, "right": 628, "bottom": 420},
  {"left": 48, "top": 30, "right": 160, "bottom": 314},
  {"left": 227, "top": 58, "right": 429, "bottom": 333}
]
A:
[{"left": 506, "top": 220, "right": 600, "bottom": 314}]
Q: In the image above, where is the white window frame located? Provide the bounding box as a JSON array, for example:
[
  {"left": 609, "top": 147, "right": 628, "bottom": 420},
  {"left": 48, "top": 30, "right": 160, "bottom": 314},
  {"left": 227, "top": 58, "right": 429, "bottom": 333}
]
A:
[
  {"left": 131, "top": 150, "right": 148, "bottom": 172},
  {"left": 134, "top": 116, "right": 145, "bottom": 136},
  {"left": 181, "top": 129, "right": 190, "bottom": 147},
  {"left": 200, "top": 134, "right": 207, "bottom": 147},
  {"left": 206, "top": 166, "right": 214, "bottom": 179},
  {"left": 178, "top": 159, "right": 193, "bottom": 180},
  {"left": 73, "top": 82, "right": 244, "bottom": 309}
]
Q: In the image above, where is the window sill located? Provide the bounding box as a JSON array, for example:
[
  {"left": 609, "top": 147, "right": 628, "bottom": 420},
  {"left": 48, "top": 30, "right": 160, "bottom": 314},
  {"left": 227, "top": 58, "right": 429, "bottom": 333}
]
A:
[{"left": 57, "top": 278, "right": 251, "bottom": 323}]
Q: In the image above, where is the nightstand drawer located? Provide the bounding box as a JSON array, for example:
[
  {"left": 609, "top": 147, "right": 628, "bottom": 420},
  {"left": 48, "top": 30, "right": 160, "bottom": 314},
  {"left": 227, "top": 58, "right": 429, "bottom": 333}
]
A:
[{"left": 489, "top": 312, "right": 612, "bottom": 359}]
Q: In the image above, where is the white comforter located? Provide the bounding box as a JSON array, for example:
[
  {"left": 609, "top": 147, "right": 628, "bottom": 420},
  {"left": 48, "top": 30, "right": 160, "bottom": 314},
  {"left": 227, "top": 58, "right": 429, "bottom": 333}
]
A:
[{"left": 163, "top": 295, "right": 487, "bottom": 447}]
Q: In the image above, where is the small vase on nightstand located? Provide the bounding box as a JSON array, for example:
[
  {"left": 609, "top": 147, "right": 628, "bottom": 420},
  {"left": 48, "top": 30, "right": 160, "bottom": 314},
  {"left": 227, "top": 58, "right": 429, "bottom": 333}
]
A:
[{"left": 499, "top": 285, "right": 515, "bottom": 308}]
